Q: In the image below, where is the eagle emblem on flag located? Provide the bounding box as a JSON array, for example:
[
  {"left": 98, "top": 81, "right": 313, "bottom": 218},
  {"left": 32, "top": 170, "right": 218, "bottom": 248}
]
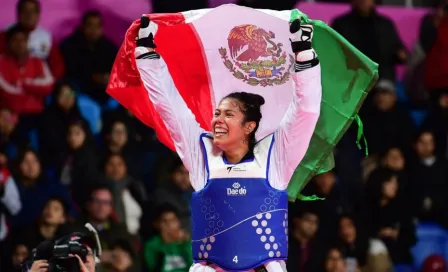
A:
[{"left": 218, "top": 24, "right": 294, "bottom": 87}]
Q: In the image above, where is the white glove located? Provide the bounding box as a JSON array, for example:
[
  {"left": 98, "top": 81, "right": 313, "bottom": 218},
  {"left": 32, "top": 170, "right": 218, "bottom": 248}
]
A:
[
  {"left": 137, "top": 15, "right": 158, "bottom": 49},
  {"left": 289, "top": 18, "right": 317, "bottom": 62}
]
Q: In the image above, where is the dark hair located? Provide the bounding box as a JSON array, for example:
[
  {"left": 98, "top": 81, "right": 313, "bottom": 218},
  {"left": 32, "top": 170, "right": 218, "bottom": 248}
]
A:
[
  {"left": 16, "top": 0, "right": 40, "bottom": 15},
  {"left": 14, "top": 147, "right": 42, "bottom": 180},
  {"left": 154, "top": 203, "right": 179, "bottom": 221},
  {"left": 110, "top": 239, "right": 136, "bottom": 258},
  {"left": 379, "top": 146, "right": 403, "bottom": 161},
  {"left": 67, "top": 119, "right": 96, "bottom": 149},
  {"left": 43, "top": 196, "right": 69, "bottom": 216},
  {"left": 102, "top": 153, "right": 127, "bottom": 171},
  {"left": 222, "top": 92, "right": 265, "bottom": 150},
  {"left": 88, "top": 182, "right": 113, "bottom": 201},
  {"left": 82, "top": 10, "right": 101, "bottom": 25},
  {"left": 366, "top": 167, "right": 397, "bottom": 203},
  {"left": 337, "top": 213, "right": 369, "bottom": 266},
  {"left": 414, "top": 129, "right": 435, "bottom": 143},
  {"left": 5, "top": 24, "right": 28, "bottom": 43}
]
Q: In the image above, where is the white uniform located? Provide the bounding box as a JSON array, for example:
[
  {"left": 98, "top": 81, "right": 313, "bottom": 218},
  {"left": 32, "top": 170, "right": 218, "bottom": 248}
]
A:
[{"left": 135, "top": 46, "right": 321, "bottom": 271}]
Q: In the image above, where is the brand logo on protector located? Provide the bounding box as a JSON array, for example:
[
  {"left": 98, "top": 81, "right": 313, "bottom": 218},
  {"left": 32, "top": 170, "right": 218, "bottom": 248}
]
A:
[{"left": 227, "top": 182, "right": 247, "bottom": 196}]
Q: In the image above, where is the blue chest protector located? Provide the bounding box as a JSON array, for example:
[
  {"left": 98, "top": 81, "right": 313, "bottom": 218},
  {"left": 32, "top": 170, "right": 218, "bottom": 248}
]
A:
[{"left": 191, "top": 133, "right": 289, "bottom": 271}]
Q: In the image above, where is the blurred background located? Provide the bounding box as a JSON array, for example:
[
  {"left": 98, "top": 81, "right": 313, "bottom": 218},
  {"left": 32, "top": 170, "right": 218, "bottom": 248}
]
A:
[{"left": 0, "top": 0, "right": 447, "bottom": 271}]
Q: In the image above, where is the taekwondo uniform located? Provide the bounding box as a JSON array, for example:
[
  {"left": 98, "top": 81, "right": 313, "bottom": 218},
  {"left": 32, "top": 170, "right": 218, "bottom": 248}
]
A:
[{"left": 134, "top": 16, "right": 322, "bottom": 272}]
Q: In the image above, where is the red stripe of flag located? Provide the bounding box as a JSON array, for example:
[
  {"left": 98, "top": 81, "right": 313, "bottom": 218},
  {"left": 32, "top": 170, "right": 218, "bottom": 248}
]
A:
[{"left": 107, "top": 13, "right": 213, "bottom": 151}]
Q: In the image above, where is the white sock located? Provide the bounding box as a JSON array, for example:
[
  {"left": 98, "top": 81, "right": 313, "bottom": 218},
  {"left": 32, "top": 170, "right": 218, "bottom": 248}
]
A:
[
  {"left": 189, "top": 262, "right": 216, "bottom": 272},
  {"left": 264, "top": 261, "right": 285, "bottom": 272},
  {"left": 279, "top": 261, "right": 287, "bottom": 272}
]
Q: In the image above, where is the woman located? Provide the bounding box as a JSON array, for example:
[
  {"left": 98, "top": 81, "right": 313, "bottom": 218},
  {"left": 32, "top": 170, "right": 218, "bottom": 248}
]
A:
[
  {"left": 103, "top": 153, "right": 147, "bottom": 235},
  {"left": 59, "top": 119, "right": 99, "bottom": 206},
  {"left": 11, "top": 148, "right": 74, "bottom": 227},
  {"left": 101, "top": 119, "right": 144, "bottom": 180},
  {"left": 364, "top": 169, "right": 416, "bottom": 266},
  {"left": 16, "top": 197, "right": 70, "bottom": 249},
  {"left": 134, "top": 16, "right": 321, "bottom": 272},
  {"left": 39, "top": 81, "right": 87, "bottom": 168},
  {"left": 337, "top": 214, "right": 392, "bottom": 272},
  {"left": 323, "top": 248, "right": 346, "bottom": 272}
]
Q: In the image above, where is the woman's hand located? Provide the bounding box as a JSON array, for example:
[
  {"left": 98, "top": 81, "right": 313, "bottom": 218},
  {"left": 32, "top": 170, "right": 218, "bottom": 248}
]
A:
[
  {"left": 137, "top": 15, "right": 158, "bottom": 51},
  {"left": 72, "top": 254, "right": 91, "bottom": 272},
  {"left": 28, "top": 260, "right": 49, "bottom": 272}
]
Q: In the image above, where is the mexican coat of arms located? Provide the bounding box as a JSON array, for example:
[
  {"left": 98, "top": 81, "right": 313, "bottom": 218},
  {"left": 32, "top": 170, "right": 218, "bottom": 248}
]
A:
[{"left": 219, "top": 24, "right": 294, "bottom": 87}]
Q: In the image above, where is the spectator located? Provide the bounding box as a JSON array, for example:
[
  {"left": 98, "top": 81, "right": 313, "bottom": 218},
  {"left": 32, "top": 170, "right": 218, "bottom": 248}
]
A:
[
  {"left": 337, "top": 214, "right": 392, "bottom": 272},
  {"left": 0, "top": 108, "right": 28, "bottom": 162},
  {"left": 69, "top": 184, "right": 137, "bottom": 270},
  {"left": 0, "top": 0, "right": 64, "bottom": 79},
  {"left": 38, "top": 81, "right": 87, "bottom": 168},
  {"left": 0, "top": 163, "right": 22, "bottom": 242},
  {"left": 7, "top": 242, "right": 29, "bottom": 271},
  {"left": 103, "top": 240, "right": 138, "bottom": 272},
  {"left": 60, "top": 11, "right": 118, "bottom": 105},
  {"left": 404, "top": 0, "right": 447, "bottom": 107},
  {"left": 302, "top": 171, "right": 351, "bottom": 240},
  {"left": 0, "top": 25, "right": 54, "bottom": 134},
  {"left": 323, "top": 248, "right": 346, "bottom": 272},
  {"left": 144, "top": 204, "right": 192, "bottom": 272},
  {"left": 102, "top": 106, "right": 161, "bottom": 153},
  {"left": 408, "top": 131, "right": 448, "bottom": 226},
  {"left": 286, "top": 206, "right": 326, "bottom": 272},
  {"left": 364, "top": 168, "right": 416, "bottom": 266},
  {"left": 152, "top": 156, "right": 193, "bottom": 231},
  {"left": 104, "top": 153, "right": 147, "bottom": 235},
  {"left": 59, "top": 119, "right": 99, "bottom": 206},
  {"left": 10, "top": 148, "right": 74, "bottom": 227},
  {"left": 332, "top": 0, "right": 407, "bottom": 81},
  {"left": 421, "top": 89, "right": 448, "bottom": 158},
  {"left": 424, "top": 8, "right": 448, "bottom": 102},
  {"left": 369, "top": 147, "right": 410, "bottom": 203},
  {"left": 361, "top": 80, "right": 416, "bottom": 155},
  {"left": 101, "top": 119, "right": 144, "bottom": 180},
  {"left": 420, "top": 1, "right": 446, "bottom": 53},
  {"left": 15, "top": 197, "right": 70, "bottom": 250}
]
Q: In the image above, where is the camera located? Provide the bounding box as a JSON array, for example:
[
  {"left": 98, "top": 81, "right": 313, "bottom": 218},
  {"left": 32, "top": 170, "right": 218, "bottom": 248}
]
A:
[
  {"left": 23, "top": 232, "right": 93, "bottom": 272},
  {"left": 26, "top": 239, "right": 88, "bottom": 272},
  {"left": 23, "top": 224, "right": 102, "bottom": 272}
]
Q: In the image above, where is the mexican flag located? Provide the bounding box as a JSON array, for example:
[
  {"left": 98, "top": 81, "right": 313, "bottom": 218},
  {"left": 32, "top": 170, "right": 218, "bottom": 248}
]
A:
[{"left": 106, "top": 4, "right": 378, "bottom": 201}]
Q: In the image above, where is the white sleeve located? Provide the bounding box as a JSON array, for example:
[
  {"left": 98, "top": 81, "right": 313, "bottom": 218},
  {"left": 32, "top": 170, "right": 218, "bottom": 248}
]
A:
[
  {"left": 269, "top": 64, "right": 322, "bottom": 190},
  {"left": 1, "top": 176, "right": 22, "bottom": 215},
  {"left": 135, "top": 48, "right": 206, "bottom": 190}
]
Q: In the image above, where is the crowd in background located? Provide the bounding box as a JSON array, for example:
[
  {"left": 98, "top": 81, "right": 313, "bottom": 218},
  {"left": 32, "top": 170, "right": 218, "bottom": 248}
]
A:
[{"left": 0, "top": 0, "right": 447, "bottom": 271}]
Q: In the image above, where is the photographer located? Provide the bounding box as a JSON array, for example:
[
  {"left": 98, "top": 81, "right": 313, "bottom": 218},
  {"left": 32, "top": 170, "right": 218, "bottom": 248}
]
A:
[
  {"left": 28, "top": 254, "right": 91, "bottom": 272},
  {"left": 26, "top": 232, "right": 98, "bottom": 272}
]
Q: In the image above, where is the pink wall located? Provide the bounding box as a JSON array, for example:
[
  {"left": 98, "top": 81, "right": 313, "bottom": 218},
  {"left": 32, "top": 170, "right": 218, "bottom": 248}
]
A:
[
  {"left": 297, "top": 2, "right": 428, "bottom": 52},
  {"left": 0, "top": 0, "right": 429, "bottom": 79},
  {"left": 0, "top": 0, "right": 151, "bottom": 45},
  {"left": 0, "top": 0, "right": 427, "bottom": 48}
]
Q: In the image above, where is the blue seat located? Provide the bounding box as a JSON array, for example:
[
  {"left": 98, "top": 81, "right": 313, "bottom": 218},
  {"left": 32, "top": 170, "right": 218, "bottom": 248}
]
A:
[
  {"left": 104, "top": 98, "right": 119, "bottom": 110},
  {"left": 394, "top": 264, "right": 414, "bottom": 272},
  {"left": 411, "top": 223, "right": 447, "bottom": 270},
  {"left": 410, "top": 110, "right": 428, "bottom": 128},
  {"left": 29, "top": 129, "right": 39, "bottom": 152},
  {"left": 395, "top": 81, "right": 408, "bottom": 103},
  {"left": 77, "top": 94, "right": 102, "bottom": 134}
]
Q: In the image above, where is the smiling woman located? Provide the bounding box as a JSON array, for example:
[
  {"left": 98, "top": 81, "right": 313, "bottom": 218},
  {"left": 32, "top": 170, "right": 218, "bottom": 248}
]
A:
[
  {"left": 212, "top": 92, "right": 265, "bottom": 163},
  {"left": 125, "top": 13, "right": 322, "bottom": 272}
]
